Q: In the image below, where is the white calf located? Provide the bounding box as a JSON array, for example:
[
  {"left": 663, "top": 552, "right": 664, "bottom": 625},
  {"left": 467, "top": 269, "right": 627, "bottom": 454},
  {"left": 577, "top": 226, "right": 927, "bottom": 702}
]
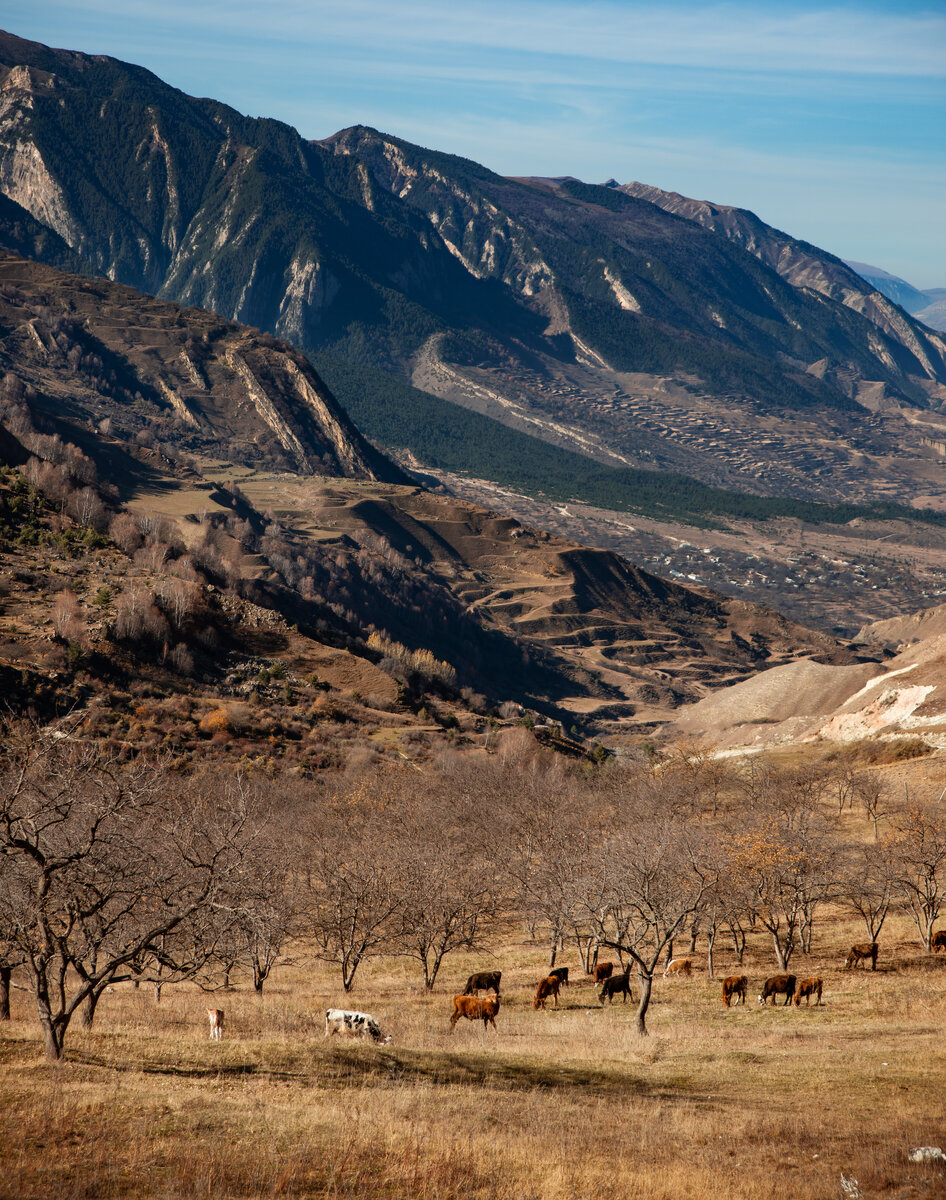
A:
[{"left": 207, "top": 1008, "right": 225, "bottom": 1041}]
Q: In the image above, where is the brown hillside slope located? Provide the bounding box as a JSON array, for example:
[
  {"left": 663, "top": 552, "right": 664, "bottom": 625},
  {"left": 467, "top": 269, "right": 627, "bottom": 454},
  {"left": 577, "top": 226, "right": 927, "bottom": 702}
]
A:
[
  {"left": 673, "top": 625, "right": 946, "bottom": 752},
  {"left": 214, "top": 472, "right": 866, "bottom": 727},
  {"left": 0, "top": 252, "right": 402, "bottom": 483},
  {"left": 0, "top": 250, "right": 867, "bottom": 733}
]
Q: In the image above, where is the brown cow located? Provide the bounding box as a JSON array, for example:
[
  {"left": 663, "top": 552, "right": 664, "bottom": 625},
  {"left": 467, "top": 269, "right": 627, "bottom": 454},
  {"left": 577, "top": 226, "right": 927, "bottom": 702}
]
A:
[
  {"left": 462, "top": 970, "right": 501, "bottom": 995},
  {"left": 721, "top": 975, "right": 747, "bottom": 1007},
  {"left": 450, "top": 994, "right": 500, "bottom": 1032},
  {"left": 932, "top": 931, "right": 946, "bottom": 953},
  {"left": 845, "top": 942, "right": 878, "bottom": 970},
  {"left": 663, "top": 958, "right": 693, "bottom": 978},
  {"left": 758, "top": 974, "right": 797, "bottom": 1006},
  {"left": 794, "top": 977, "right": 823, "bottom": 1007},
  {"left": 533, "top": 975, "right": 561, "bottom": 1010},
  {"left": 593, "top": 961, "right": 615, "bottom": 984}
]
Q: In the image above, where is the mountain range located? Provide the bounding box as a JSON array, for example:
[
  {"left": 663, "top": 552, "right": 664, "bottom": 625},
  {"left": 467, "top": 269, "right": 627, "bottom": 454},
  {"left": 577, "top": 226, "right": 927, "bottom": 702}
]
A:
[
  {"left": 2, "top": 28, "right": 946, "bottom": 526},
  {"left": 7, "top": 28, "right": 946, "bottom": 750},
  {"left": 0, "top": 248, "right": 860, "bottom": 738},
  {"left": 845, "top": 260, "right": 946, "bottom": 332}
]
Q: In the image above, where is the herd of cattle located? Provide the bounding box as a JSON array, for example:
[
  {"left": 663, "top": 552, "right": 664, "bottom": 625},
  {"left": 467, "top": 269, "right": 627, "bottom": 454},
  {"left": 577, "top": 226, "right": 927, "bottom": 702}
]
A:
[
  {"left": 200, "top": 933, "right": 945, "bottom": 1045},
  {"left": 302, "top": 936, "right": 912, "bottom": 1046}
]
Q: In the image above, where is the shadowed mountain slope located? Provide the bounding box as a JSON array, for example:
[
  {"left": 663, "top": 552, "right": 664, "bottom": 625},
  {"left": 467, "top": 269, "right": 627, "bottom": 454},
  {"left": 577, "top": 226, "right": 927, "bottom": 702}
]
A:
[
  {"left": 2, "top": 29, "right": 946, "bottom": 497},
  {"left": 0, "top": 251, "right": 401, "bottom": 483},
  {"left": 0, "top": 248, "right": 863, "bottom": 731}
]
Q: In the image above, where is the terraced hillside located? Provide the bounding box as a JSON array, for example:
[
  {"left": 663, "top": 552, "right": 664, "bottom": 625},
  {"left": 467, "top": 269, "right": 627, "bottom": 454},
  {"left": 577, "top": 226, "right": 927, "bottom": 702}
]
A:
[{"left": 0, "top": 250, "right": 863, "bottom": 734}]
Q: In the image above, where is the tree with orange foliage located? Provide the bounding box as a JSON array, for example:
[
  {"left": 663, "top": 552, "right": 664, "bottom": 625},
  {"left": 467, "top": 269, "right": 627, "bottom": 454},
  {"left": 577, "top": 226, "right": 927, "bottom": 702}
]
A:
[{"left": 727, "top": 809, "right": 839, "bottom": 969}]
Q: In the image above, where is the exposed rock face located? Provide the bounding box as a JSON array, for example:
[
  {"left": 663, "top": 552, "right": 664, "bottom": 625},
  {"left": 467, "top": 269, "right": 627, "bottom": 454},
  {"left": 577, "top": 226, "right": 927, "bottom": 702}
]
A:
[
  {"left": 1, "top": 28, "right": 944, "bottom": 424},
  {"left": 618, "top": 181, "right": 946, "bottom": 385},
  {"left": 0, "top": 250, "right": 402, "bottom": 483}
]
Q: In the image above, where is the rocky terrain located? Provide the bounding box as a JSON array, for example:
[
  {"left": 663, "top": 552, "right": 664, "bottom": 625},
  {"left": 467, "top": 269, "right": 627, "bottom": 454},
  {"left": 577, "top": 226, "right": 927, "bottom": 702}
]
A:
[
  {"left": 669, "top": 596, "right": 946, "bottom": 754},
  {"left": 0, "top": 249, "right": 870, "bottom": 744},
  {"left": 845, "top": 260, "right": 946, "bottom": 333},
  {"left": 3, "top": 29, "right": 946, "bottom": 525}
]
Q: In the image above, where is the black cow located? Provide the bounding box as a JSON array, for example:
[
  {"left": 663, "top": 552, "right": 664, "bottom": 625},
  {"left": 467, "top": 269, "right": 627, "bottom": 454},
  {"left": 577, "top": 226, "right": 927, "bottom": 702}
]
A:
[
  {"left": 548, "top": 966, "right": 569, "bottom": 988},
  {"left": 599, "top": 971, "right": 633, "bottom": 1005},
  {"left": 462, "top": 970, "right": 501, "bottom": 996}
]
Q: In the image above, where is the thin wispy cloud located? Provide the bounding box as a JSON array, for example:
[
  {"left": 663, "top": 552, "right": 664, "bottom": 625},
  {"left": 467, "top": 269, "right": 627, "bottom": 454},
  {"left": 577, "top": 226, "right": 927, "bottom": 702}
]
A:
[{"left": 57, "top": 0, "right": 946, "bottom": 75}]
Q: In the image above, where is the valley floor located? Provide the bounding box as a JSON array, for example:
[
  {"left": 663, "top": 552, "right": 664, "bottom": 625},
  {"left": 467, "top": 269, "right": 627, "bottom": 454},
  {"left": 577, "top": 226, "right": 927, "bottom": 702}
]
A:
[{"left": 2, "top": 915, "right": 945, "bottom": 1200}]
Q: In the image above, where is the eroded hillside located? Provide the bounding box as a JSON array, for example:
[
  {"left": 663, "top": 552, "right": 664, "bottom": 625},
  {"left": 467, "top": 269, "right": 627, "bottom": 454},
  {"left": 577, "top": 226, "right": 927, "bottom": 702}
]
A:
[{"left": 0, "top": 250, "right": 867, "bottom": 739}]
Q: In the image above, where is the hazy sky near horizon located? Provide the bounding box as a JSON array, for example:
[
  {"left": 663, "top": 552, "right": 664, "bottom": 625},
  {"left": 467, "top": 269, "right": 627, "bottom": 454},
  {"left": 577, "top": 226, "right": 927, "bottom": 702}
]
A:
[{"left": 7, "top": 1, "right": 946, "bottom": 286}]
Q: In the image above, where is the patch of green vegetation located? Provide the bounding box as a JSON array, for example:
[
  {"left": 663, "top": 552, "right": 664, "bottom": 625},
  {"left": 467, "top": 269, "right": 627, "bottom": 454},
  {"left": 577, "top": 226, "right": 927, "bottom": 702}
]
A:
[{"left": 315, "top": 355, "right": 946, "bottom": 530}]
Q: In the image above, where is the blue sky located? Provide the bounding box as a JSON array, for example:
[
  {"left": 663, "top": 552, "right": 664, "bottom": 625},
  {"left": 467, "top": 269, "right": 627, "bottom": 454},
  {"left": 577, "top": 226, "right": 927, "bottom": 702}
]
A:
[{"left": 6, "top": 1, "right": 946, "bottom": 286}]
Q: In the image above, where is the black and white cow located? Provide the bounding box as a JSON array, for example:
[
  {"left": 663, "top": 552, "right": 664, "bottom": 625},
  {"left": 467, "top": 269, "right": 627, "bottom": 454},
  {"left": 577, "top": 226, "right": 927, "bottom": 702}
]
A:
[{"left": 324, "top": 1008, "right": 392, "bottom": 1044}]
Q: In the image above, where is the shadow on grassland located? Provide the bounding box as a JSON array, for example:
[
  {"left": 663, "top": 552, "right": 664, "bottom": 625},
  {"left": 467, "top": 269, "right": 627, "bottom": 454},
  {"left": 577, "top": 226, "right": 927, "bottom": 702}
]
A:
[{"left": 64, "top": 1043, "right": 705, "bottom": 1101}]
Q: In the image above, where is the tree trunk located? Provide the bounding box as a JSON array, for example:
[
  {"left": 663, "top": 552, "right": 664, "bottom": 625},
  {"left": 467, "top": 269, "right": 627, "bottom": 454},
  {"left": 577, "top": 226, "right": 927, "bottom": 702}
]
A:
[
  {"left": 688, "top": 920, "right": 700, "bottom": 955},
  {"left": 664, "top": 940, "right": 674, "bottom": 968},
  {"left": 771, "top": 932, "right": 789, "bottom": 971},
  {"left": 0, "top": 967, "right": 11, "bottom": 1021},
  {"left": 37, "top": 1004, "right": 66, "bottom": 1062},
  {"left": 635, "top": 971, "right": 653, "bottom": 1036},
  {"left": 729, "top": 923, "right": 746, "bottom": 964},
  {"left": 547, "top": 929, "right": 561, "bottom": 969},
  {"left": 424, "top": 953, "right": 443, "bottom": 992},
  {"left": 154, "top": 981, "right": 163, "bottom": 1003},
  {"left": 78, "top": 987, "right": 102, "bottom": 1029},
  {"left": 706, "top": 928, "right": 716, "bottom": 981}
]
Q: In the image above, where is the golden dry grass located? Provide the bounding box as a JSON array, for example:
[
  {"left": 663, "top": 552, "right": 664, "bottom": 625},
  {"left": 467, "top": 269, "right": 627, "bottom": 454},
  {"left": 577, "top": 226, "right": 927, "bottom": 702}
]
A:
[{"left": 2, "top": 915, "right": 945, "bottom": 1200}]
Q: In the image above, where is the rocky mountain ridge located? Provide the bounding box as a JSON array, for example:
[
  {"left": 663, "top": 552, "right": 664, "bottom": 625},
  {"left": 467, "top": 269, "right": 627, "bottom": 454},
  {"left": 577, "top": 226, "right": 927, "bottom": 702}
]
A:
[
  {"left": 0, "top": 250, "right": 400, "bottom": 484},
  {"left": 2, "top": 30, "right": 946, "bottom": 520}
]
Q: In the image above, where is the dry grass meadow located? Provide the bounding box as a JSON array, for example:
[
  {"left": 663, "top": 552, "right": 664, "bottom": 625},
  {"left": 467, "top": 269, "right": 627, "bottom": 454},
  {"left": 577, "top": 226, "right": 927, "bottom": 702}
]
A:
[{"left": 2, "top": 913, "right": 945, "bottom": 1200}]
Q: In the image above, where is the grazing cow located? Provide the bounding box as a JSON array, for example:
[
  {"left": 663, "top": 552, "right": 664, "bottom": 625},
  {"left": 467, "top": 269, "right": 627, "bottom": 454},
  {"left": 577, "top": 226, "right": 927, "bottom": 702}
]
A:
[
  {"left": 462, "top": 970, "right": 501, "bottom": 995},
  {"left": 663, "top": 958, "right": 693, "bottom": 978},
  {"left": 758, "top": 974, "right": 797, "bottom": 1006},
  {"left": 450, "top": 994, "right": 500, "bottom": 1032},
  {"left": 721, "top": 975, "right": 747, "bottom": 1007},
  {"left": 548, "top": 966, "right": 569, "bottom": 988},
  {"left": 533, "top": 975, "right": 562, "bottom": 1009},
  {"left": 593, "top": 961, "right": 614, "bottom": 984},
  {"left": 324, "top": 1008, "right": 392, "bottom": 1044},
  {"left": 845, "top": 942, "right": 878, "bottom": 970},
  {"left": 207, "top": 1009, "right": 224, "bottom": 1041},
  {"left": 932, "top": 931, "right": 946, "bottom": 953},
  {"left": 793, "top": 977, "right": 823, "bottom": 1007},
  {"left": 599, "top": 971, "right": 633, "bottom": 1005}
]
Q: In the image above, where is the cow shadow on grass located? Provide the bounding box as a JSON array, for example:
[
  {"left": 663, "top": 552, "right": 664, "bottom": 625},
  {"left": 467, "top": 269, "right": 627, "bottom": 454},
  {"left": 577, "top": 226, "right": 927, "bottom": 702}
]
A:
[{"left": 316, "top": 1046, "right": 706, "bottom": 1103}]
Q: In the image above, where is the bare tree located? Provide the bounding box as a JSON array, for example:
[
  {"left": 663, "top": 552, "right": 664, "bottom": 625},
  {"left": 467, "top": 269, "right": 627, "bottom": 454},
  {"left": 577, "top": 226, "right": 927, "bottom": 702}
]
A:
[
  {"left": 304, "top": 779, "right": 407, "bottom": 992},
  {"left": 581, "top": 807, "right": 715, "bottom": 1035},
  {"left": 852, "top": 771, "right": 888, "bottom": 841},
  {"left": 838, "top": 842, "right": 894, "bottom": 943},
  {"left": 0, "top": 727, "right": 255, "bottom": 1060},
  {"left": 890, "top": 802, "right": 946, "bottom": 952},
  {"left": 728, "top": 807, "right": 839, "bottom": 969}
]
